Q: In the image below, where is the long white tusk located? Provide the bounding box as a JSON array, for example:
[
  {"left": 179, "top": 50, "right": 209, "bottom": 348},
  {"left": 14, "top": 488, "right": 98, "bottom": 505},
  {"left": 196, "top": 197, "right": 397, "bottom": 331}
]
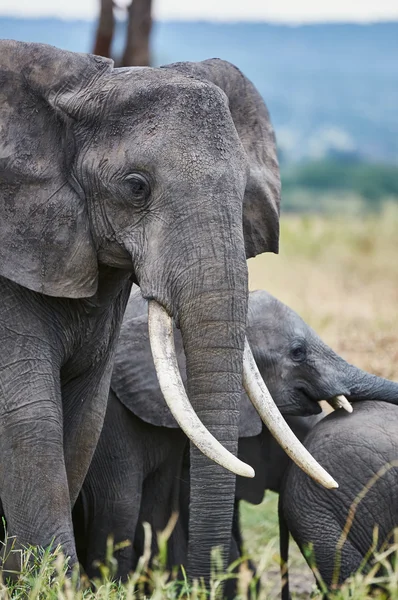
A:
[
  {"left": 147, "top": 300, "right": 255, "bottom": 479},
  {"left": 327, "top": 394, "right": 353, "bottom": 413},
  {"left": 242, "top": 338, "right": 338, "bottom": 489}
]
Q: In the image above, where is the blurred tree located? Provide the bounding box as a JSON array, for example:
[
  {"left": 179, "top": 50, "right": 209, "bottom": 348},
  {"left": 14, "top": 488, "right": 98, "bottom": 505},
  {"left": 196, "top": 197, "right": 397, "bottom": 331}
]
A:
[
  {"left": 122, "top": 0, "right": 152, "bottom": 66},
  {"left": 93, "top": 0, "right": 152, "bottom": 66},
  {"left": 281, "top": 160, "right": 398, "bottom": 203},
  {"left": 93, "top": 0, "right": 115, "bottom": 59}
]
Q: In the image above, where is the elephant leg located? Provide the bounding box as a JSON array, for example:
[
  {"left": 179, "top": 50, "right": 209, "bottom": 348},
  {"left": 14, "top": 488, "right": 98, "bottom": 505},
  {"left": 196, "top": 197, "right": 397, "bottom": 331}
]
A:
[
  {"left": 0, "top": 283, "right": 78, "bottom": 573},
  {"left": 135, "top": 429, "right": 187, "bottom": 567},
  {"left": 224, "top": 500, "right": 258, "bottom": 600},
  {"left": 159, "top": 441, "right": 190, "bottom": 570},
  {"left": 80, "top": 473, "right": 143, "bottom": 581},
  {"left": 75, "top": 396, "right": 144, "bottom": 581},
  {"left": 310, "top": 533, "right": 366, "bottom": 589},
  {"left": 62, "top": 357, "right": 122, "bottom": 507},
  {"left": 288, "top": 508, "right": 365, "bottom": 591},
  {"left": 0, "top": 365, "right": 75, "bottom": 573}
]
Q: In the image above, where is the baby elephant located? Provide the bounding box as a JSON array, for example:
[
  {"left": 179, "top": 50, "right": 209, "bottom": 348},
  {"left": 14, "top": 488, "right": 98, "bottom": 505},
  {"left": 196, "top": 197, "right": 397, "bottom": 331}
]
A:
[
  {"left": 280, "top": 401, "right": 398, "bottom": 598},
  {"left": 74, "top": 288, "right": 398, "bottom": 580}
]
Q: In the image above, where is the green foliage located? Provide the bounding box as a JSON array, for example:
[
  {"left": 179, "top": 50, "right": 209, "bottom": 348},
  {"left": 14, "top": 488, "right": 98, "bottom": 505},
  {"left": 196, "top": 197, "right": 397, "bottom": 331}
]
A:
[{"left": 281, "top": 160, "right": 398, "bottom": 213}]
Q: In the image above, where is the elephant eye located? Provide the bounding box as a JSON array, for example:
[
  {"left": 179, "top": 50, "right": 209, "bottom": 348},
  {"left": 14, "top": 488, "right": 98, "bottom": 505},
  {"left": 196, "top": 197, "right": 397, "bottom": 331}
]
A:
[
  {"left": 290, "top": 342, "right": 307, "bottom": 362},
  {"left": 124, "top": 173, "right": 151, "bottom": 201}
]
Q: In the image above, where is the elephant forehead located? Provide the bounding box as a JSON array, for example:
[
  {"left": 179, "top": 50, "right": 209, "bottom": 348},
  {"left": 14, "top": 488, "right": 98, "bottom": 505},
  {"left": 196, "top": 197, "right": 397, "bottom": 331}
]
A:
[
  {"left": 101, "top": 72, "right": 241, "bottom": 149},
  {"left": 111, "top": 69, "right": 229, "bottom": 113},
  {"left": 81, "top": 115, "right": 247, "bottom": 191}
]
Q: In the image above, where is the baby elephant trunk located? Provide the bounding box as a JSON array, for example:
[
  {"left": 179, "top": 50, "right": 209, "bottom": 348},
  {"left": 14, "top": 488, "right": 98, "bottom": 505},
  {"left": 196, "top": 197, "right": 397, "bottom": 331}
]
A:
[{"left": 345, "top": 363, "right": 398, "bottom": 405}]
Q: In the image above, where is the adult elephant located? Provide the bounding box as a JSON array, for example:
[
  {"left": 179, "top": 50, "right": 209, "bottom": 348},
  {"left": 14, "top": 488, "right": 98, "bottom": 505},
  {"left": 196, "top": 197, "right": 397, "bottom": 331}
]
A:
[
  {"left": 74, "top": 289, "right": 398, "bottom": 579},
  {"left": 0, "top": 40, "right": 320, "bottom": 581},
  {"left": 280, "top": 401, "right": 398, "bottom": 598}
]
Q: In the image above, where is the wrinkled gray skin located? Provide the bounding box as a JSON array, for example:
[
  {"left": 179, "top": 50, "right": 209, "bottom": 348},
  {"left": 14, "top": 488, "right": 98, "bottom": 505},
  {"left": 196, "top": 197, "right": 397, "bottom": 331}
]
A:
[
  {"left": 280, "top": 401, "right": 398, "bottom": 599},
  {"left": 73, "top": 288, "right": 398, "bottom": 581},
  {"left": 0, "top": 41, "right": 281, "bottom": 580}
]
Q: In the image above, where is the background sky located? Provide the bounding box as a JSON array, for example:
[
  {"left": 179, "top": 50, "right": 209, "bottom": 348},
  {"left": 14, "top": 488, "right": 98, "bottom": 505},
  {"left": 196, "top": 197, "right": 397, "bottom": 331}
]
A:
[{"left": 1, "top": 0, "right": 398, "bottom": 21}]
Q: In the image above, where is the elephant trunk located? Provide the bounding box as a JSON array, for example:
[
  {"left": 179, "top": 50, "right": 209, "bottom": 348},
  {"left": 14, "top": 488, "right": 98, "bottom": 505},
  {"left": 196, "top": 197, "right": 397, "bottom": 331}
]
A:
[
  {"left": 177, "top": 260, "right": 248, "bottom": 582},
  {"left": 345, "top": 363, "right": 398, "bottom": 404},
  {"left": 134, "top": 181, "right": 250, "bottom": 582}
]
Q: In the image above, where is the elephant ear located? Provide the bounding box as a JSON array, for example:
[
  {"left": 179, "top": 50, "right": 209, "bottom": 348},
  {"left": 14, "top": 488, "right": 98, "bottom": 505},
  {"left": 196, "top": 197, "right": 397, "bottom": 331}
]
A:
[
  {"left": 112, "top": 288, "right": 262, "bottom": 435},
  {"left": 0, "top": 40, "right": 111, "bottom": 297},
  {"left": 161, "top": 59, "right": 280, "bottom": 257}
]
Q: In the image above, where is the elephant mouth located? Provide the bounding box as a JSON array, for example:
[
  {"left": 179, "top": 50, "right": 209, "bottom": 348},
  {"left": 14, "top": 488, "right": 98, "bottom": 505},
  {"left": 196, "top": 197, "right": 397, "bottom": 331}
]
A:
[
  {"left": 283, "top": 389, "right": 352, "bottom": 416},
  {"left": 284, "top": 389, "right": 324, "bottom": 416},
  {"left": 323, "top": 394, "right": 353, "bottom": 412},
  {"left": 129, "top": 270, "right": 139, "bottom": 286}
]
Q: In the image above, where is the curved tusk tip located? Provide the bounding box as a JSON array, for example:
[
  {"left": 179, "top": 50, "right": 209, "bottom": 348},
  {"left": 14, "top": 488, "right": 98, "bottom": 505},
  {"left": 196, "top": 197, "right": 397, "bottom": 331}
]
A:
[
  {"left": 239, "top": 464, "right": 255, "bottom": 479},
  {"left": 328, "top": 478, "right": 339, "bottom": 490},
  {"left": 317, "top": 470, "right": 339, "bottom": 489},
  {"left": 236, "top": 460, "right": 256, "bottom": 479},
  {"left": 319, "top": 474, "right": 339, "bottom": 489},
  {"left": 248, "top": 466, "right": 255, "bottom": 478},
  {"left": 327, "top": 394, "right": 353, "bottom": 413},
  {"left": 336, "top": 394, "right": 353, "bottom": 413}
]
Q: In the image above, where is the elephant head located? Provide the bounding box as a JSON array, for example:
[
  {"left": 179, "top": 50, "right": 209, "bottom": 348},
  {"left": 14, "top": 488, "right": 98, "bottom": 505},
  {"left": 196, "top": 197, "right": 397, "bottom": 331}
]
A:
[
  {"left": 246, "top": 290, "right": 398, "bottom": 416},
  {"left": 0, "top": 42, "right": 331, "bottom": 579}
]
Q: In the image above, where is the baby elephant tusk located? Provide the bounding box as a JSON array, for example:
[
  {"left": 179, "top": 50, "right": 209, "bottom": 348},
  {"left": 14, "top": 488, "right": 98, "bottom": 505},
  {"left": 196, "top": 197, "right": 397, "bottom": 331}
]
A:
[
  {"left": 148, "top": 300, "right": 255, "bottom": 479},
  {"left": 242, "top": 338, "right": 338, "bottom": 490},
  {"left": 328, "top": 394, "right": 353, "bottom": 413}
]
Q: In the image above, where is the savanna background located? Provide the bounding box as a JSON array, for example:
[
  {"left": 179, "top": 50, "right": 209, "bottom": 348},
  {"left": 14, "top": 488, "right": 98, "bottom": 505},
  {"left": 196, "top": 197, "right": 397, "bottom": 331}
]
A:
[{"left": 0, "top": 0, "right": 397, "bottom": 597}]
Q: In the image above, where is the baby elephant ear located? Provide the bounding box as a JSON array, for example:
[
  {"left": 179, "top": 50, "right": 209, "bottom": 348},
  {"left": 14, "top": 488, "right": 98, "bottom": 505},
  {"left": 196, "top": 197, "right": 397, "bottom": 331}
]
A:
[
  {"left": 0, "top": 41, "right": 112, "bottom": 298},
  {"left": 162, "top": 59, "right": 281, "bottom": 258}
]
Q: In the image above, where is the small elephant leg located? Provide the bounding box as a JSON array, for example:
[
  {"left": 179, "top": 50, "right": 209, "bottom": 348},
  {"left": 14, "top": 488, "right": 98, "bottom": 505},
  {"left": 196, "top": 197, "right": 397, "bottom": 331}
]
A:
[
  {"left": 286, "top": 504, "right": 366, "bottom": 591},
  {"left": 224, "top": 500, "right": 259, "bottom": 600},
  {"left": 309, "top": 533, "right": 366, "bottom": 589},
  {"left": 74, "top": 395, "right": 144, "bottom": 581},
  {"left": 134, "top": 429, "right": 187, "bottom": 568},
  {"left": 80, "top": 475, "right": 143, "bottom": 581}
]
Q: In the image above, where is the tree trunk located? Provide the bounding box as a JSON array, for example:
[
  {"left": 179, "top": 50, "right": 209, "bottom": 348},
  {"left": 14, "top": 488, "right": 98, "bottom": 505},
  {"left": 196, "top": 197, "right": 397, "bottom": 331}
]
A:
[
  {"left": 93, "top": 0, "right": 115, "bottom": 59},
  {"left": 122, "top": 0, "right": 153, "bottom": 66}
]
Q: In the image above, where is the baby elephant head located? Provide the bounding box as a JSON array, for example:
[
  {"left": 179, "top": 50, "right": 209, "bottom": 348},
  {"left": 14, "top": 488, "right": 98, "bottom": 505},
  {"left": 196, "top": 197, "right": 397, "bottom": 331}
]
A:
[{"left": 247, "top": 290, "right": 398, "bottom": 416}]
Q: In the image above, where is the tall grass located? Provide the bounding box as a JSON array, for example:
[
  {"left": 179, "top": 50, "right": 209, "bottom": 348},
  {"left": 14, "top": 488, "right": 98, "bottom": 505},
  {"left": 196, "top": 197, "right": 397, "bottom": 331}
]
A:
[{"left": 3, "top": 526, "right": 398, "bottom": 600}]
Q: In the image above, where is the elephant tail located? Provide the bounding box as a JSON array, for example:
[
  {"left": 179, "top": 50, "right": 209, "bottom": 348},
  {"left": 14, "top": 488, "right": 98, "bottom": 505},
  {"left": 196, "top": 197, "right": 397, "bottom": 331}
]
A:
[{"left": 279, "top": 491, "right": 291, "bottom": 600}]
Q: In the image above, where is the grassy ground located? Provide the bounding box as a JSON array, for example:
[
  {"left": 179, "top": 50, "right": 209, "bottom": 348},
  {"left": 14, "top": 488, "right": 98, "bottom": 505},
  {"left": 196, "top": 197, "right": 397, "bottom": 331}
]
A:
[{"left": 2, "top": 204, "right": 398, "bottom": 598}]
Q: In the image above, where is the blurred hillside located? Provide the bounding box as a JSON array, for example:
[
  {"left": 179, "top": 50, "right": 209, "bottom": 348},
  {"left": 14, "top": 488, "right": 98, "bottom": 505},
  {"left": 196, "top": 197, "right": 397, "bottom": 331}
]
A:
[
  {"left": 2, "top": 17, "right": 397, "bottom": 209},
  {"left": 281, "top": 160, "right": 398, "bottom": 213}
]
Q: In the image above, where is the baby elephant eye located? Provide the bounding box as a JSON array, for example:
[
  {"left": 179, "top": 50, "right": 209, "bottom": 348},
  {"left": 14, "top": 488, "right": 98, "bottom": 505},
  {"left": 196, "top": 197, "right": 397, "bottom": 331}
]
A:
[
  {"left": 290, "top": 343, "right": 307, "bottom": 362},
  {"left": 125, "top": 173, "right": 151, "bottom": 201}
]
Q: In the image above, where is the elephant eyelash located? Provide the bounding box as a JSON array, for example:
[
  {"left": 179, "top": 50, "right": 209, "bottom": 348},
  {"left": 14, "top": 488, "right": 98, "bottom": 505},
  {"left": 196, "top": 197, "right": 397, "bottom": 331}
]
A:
[
  {"left": 290, "top": 342, "right": 307, "bottom": 362},
  {"left": 123, "top": 173, "right": 151, "bottom": 202}
]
